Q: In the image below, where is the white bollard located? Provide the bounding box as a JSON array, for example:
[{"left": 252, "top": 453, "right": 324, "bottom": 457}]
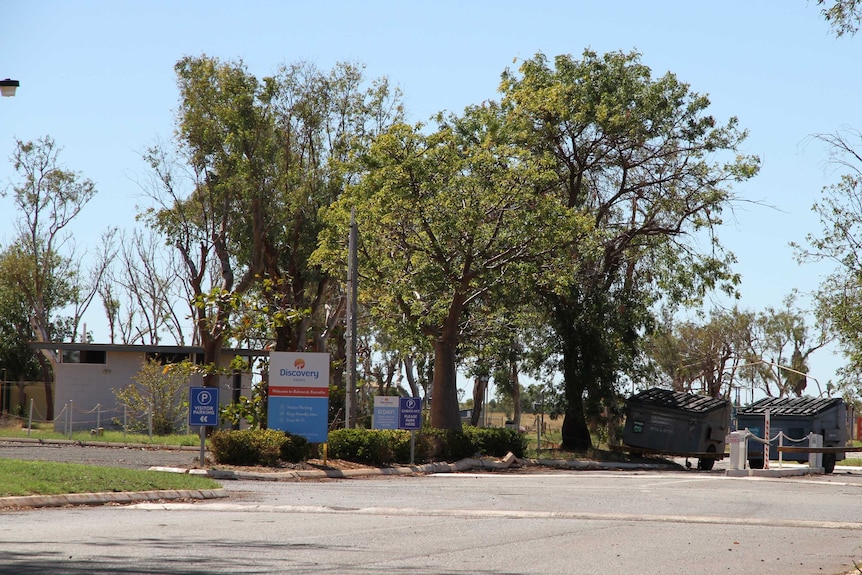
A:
[
  {"left": 808, "top": 432, "right": 823, "bottom": 470},
  {"left": 727, "top": 430, "right": 749, "bottom": 470}
]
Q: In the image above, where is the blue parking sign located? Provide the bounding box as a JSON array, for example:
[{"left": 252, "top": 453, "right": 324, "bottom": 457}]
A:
[
  {"left": 399, "top": 397, "right": 422, "bottom": 430},
  {"left": 189, "top": 387, "right": 219, "bottom": 427}
]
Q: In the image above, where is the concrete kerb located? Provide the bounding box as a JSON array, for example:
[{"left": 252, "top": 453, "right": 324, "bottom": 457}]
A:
[
  {"left": 0, "top": 488, "right": 227, "bottom": 509},
  {"left": 150, "top": 451, "right": 680, "bottom": 482}
]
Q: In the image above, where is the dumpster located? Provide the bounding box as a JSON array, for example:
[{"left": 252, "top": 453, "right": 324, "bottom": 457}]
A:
[
  {"left": 736, "top": 396, "right": 848, "bottom": 474},
  {"left": 623, "top": 387, "right": 732, "bottom": 470}
]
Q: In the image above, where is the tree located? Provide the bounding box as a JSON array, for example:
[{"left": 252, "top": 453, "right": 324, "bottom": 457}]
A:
[
  {"left": 0, "top": 248, "right": 43, "bottom": 413},
  {"left": 796, "top": 129, "right": 862, "bottom": 392},
  {"left": 114, "top": 359, "right": 192, "bottom": 435},
  {"left": 747, "top": 294, "right": 830, "bottom": 398},
  {"left": 144, "top": 56, "right": 403, "bottom": 399},
  {"left": 818, "top": 0, "right": 862, "bottom": 36},
  {"left": 647, "top": 307, "right": 756, "bottom": 400},
  {"left": 99, "top": 228, "right": 188, "bottom": 345},
  {"left": 500, "top": 51, "right": 759, "bottom": 450},
  {"left": 319, "top": 104, "right": 573, "bottom": 431},
  {"left": 5, "top": 136, "right": 109, "bottom": 419}
]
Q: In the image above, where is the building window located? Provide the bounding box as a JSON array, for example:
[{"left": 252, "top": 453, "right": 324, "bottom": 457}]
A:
[{"left": 62, "top": 350, "right": 107, "bottom": 364}]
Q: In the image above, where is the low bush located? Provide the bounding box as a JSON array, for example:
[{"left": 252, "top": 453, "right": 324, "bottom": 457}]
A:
[
  {"left": 210, "top": 429, "right": 309, "bottom": 466},
  {"left": 279, "top": 433, "right": 311, "bottom": 463},
  {"left": 465, "top": 426, "right": 528, "bottom": 458},
  {"left": 328, "top": 425, "right": 526, "bottom": 465}
]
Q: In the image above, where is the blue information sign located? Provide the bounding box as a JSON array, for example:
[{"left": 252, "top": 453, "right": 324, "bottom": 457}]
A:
[
  {"left": 189, "top": 387, "right": 219, "bottom": 427},
  {"left": 399, "top": 397, "right": 422, "bottom": 430}
]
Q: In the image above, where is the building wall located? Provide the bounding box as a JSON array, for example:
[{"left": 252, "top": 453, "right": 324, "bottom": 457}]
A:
[{"left": 53, "top": 350, "right": 252, "bottom": 433}]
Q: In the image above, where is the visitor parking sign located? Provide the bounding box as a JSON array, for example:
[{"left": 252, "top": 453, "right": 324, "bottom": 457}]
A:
[{"left": 189, "top": 387, "right": 219, "bottom": 427}]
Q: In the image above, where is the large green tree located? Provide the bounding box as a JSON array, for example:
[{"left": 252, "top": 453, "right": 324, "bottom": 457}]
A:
[
  {"left": 500, "top": 51, "right": 759, "bottom": 450},
  {"left": 319, "top": 104, "right": 574, "bottom": 430}
]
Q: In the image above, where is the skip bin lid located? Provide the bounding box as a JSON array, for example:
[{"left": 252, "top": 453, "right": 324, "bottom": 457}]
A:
[
  {"left": 626, "top": 387, "right": 729, "bottom": 414},
  {"left": 737, "top": 396, "right": 844, "bottom": 417}
]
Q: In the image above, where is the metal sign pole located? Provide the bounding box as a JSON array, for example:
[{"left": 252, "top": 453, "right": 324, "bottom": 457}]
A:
[{"left": 199, "top": 425, "right": 206, "bottom": 468}]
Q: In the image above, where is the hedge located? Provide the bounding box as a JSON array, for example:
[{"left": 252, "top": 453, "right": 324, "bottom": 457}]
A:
[
  {"left": 327, "top": 426, "right": 527, "bottom": 466},
  {"left": 209, "top": 429, "right": 310, "bottom": 466}
]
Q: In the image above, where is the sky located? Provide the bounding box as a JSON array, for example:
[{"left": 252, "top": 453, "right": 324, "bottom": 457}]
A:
[{"left": 0, "top": 1, "right": 859, "bottom": 395}]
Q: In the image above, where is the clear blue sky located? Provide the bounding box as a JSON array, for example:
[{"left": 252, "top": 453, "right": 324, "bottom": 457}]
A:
[{"left": 1, "top": 1, "right": 858, "bottom": 391}]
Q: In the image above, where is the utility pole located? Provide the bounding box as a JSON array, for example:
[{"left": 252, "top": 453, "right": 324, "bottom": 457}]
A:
[{"left": 345, "top": 208, "right": 358, "bottom": 428}]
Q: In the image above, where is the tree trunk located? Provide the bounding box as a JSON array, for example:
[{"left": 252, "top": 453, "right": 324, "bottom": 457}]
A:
[
  {"left": 561, "top": 390, "right": 592, "bottom": 451},
  {"left": 430, "top": 335, "right": 462, "bottom": 431},
  {"left": 201, "top": 335, "right": 222, "bottom": 388},
  {"left": 429, "top": 292, "right": 465, "bottom": 432},
  {"left": 470, "top": 374, "right": 488, "bottom": 426},
  {"left": 553, "top": 301, "right": 595, "bottom": 451},
  {"left": 510, "top": 359, "right": 522, "bottom": 428}
]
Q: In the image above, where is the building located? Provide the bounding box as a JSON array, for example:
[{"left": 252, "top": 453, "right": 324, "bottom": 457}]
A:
[{"left": 29, "top": 343, "right": 266, "bottom": 433}]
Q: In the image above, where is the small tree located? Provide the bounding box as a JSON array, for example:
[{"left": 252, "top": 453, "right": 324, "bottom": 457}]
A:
[{"left": 114, "top": 360, "right": 191, "bottom": 435}]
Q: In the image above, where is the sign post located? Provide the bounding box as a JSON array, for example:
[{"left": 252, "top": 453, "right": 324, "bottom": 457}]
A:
[
  {"left": 399, "top": 397, "right": 422, "bottom": 464},
  {"left": 189, "top": 386, "right": 219, "bottom": 467}
]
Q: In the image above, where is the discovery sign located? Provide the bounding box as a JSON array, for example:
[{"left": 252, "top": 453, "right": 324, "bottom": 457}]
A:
[{"left": 267, "top": 352, "right": 330, "bottom": 442}]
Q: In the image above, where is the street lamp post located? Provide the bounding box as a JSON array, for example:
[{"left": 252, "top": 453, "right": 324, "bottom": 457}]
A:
[{"left": 0, "top": 79, "right": 20, "bottom": 97}]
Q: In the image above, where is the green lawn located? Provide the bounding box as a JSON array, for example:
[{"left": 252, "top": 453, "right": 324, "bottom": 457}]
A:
[
  {"left": 0, "top": 423, "right": 200, "bottom": 447},
  {"left": 0, "top": 458, "right": 220, "bottom": 497}
]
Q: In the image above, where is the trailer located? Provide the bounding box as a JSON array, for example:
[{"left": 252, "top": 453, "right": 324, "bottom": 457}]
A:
[
  {"left": 622, "top": 387, "right": 732, "bottom": 470},
  {"left": 736, "top": 396, "right": 849, "bottom": 474}
]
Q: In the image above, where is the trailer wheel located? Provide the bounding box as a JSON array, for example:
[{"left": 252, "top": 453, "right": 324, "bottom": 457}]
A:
[
  {"left": 698, "top": 445, "right": 717, "bottom": 471},
  {"left": 822, "top": 453, "right": 836, "bottom": 474}
]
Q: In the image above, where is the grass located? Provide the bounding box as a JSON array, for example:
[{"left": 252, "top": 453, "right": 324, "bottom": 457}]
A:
[
  {"left": 0, "top": 420, "right": 200, "bottom": 447},
  {"left": 0, "top": 458, "right": 220, "bottom": 497}
]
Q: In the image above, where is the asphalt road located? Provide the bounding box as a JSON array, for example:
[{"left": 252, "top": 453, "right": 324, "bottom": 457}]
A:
[{"left": 2, "top": 443, "right": 862, "bottom": 575}]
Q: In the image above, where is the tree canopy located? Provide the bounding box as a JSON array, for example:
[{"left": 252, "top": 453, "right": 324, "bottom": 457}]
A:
[{"left": 498, "top": 50, "right": 759, "bottom": 448}]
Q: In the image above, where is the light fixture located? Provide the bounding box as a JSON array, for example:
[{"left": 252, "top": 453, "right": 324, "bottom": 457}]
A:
[{"left": 0, "top": 79, "right": 20, "bottom": 97}]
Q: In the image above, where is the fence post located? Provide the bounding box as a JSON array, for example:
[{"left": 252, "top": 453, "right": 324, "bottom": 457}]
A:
[
  {"left": 763, "top": 409, "right": 771, "bottom": 470},
  {"left": 69, "top": 400, "right": 74, "bottom": 439},
  {"left": 27, "top": 398, "right": 33, "bottom": 437},
  {"left": 148, "top": 409, "right": 153, "bottom": 439},
  {"left": 96, "top": 403, "right": 101, "bottom": 432},
  {"left": 123, "top": 404, "right": 127, "bottom": 441},
  {"left": 778, "top": 431, "right": 784, "bottom": 468}
]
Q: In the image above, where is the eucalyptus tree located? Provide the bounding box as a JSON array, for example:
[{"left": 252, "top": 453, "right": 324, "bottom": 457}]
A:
[
  {"left": 500, "top": 51, "right": 760, "bottom": 450},
  {"left": 318, "top": 103, "right": 575, "bottom": 431},
  {"left": 143, "top": 56, "right": 402, "bottom": 389},
  {"left": 818, "top": 0, "right": 862, "bottom": 36},
  {"left": 794, "top": 129, "right": 862, "bottom": 393},
  {"left": 5, "top": 137, "right": 110, "bottom": 418},
  {"left": 646, "top": 308, "right": 757, "bottom": 400},
  {"left": 99, "top": 228, "right": 188, "bottom": 345}
]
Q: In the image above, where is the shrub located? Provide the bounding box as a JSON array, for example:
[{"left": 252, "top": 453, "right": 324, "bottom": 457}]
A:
[
  {"left": 279, "top": 433, "right": 311, "bottom": 463},
  {"left": 210, "top": 429, "right": 308, "bottom": 466},
  {"left": 113, "top": 360, "right": 191, "bottom": 435},
  {"left": 464, "top": 426, "right": 528, "bottom": 458},
  {"left": 328, "top": 428, "right": 394, "bottom": 464},
  {"left": 327, "top": 426, "right": 524, "bottom": 465}
]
